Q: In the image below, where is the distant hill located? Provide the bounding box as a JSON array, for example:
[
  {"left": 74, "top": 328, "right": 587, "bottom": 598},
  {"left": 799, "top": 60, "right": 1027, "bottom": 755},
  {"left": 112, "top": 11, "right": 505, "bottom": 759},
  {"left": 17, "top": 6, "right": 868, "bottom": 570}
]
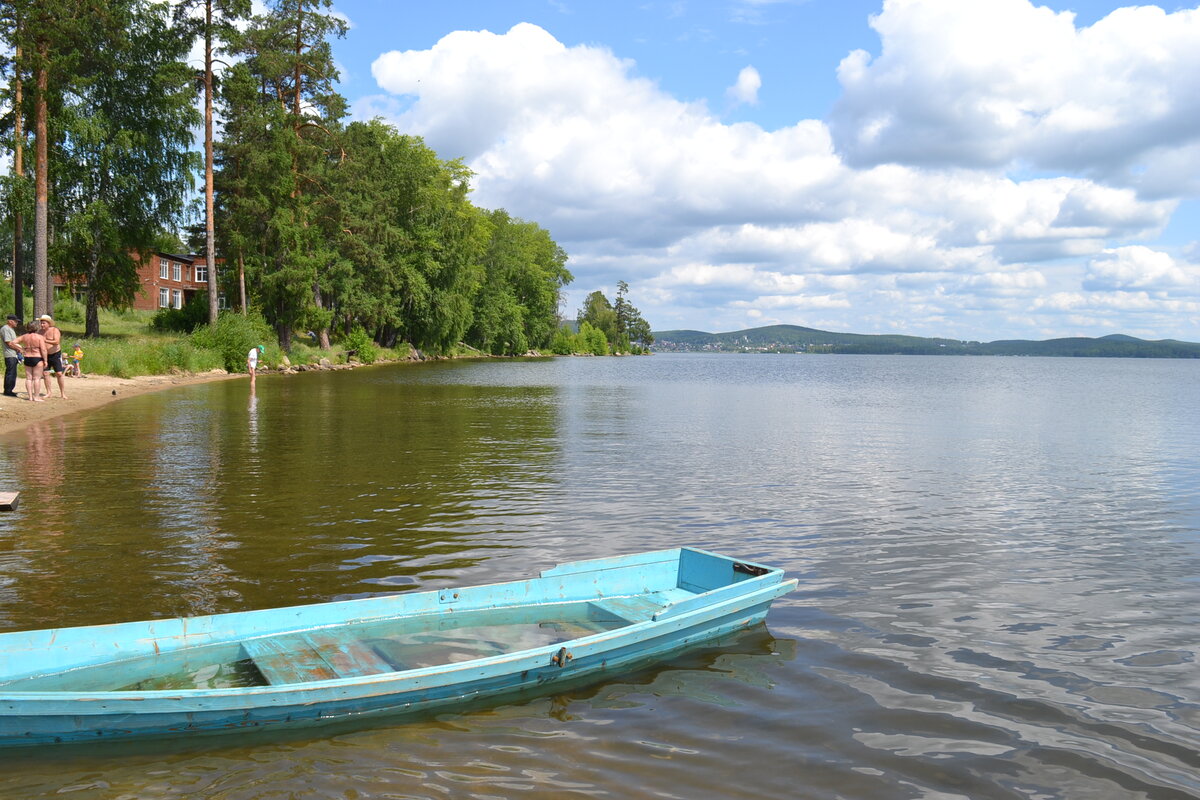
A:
[{"left": 651, "top": 324, "right": 1200, "bottom": 358}]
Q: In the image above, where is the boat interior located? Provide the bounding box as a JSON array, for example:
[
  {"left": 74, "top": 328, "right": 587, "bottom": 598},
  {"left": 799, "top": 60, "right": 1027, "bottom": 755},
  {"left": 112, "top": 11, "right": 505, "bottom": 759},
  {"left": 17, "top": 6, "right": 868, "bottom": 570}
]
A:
[{"left": 0, "top": 589, "right": 699, "bottom": 693}]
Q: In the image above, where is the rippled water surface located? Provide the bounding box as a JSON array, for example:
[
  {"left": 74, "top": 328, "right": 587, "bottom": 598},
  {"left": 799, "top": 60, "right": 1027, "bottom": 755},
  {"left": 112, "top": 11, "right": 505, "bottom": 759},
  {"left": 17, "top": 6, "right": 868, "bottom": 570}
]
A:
[{"left": 1, "top": 353, "right": 1198, "bottom": 799}]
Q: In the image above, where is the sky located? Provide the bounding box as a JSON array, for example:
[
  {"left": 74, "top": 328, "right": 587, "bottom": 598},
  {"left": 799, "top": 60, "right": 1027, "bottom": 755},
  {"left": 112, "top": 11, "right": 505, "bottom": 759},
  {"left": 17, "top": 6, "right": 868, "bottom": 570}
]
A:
[{"left": 327, "top": 0, "right": 1200, "bottom": 340}]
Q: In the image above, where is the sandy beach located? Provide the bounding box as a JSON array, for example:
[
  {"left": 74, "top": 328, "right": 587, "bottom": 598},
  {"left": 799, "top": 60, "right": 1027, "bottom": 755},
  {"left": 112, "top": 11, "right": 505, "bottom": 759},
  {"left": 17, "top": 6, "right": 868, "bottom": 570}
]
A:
[{"left": 0, "top": 370, "right": 241, "bottom": 437}]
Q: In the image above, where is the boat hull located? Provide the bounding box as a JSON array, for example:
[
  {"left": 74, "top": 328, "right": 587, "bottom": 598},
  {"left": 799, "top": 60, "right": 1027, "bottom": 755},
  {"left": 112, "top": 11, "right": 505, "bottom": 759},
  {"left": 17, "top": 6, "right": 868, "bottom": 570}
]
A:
[{"left": 0, "top": 548, "right": 796, "bottom": 747}]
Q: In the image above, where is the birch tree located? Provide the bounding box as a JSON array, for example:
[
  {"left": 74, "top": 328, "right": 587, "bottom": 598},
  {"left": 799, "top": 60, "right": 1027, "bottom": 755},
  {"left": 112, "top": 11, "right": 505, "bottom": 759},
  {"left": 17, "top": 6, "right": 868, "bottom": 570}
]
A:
[{"left": 53, "top": 0, "right": 198, "bottom": 336}]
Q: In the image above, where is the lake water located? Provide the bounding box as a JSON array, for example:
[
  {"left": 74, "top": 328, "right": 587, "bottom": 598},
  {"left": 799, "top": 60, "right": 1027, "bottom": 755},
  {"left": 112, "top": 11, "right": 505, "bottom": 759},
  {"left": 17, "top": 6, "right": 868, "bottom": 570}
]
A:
[{"left": 0, "top": 353, "right": 1197, "bottom": 799}]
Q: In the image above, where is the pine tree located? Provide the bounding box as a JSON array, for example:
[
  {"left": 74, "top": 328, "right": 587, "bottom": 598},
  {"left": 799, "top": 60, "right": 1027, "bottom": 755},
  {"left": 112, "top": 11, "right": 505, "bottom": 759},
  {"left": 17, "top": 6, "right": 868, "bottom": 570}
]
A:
[
  {"left": 0, "top": 8, "right": 30, "bottom": 320},
  {"left": 218, "top": 0, "right": 347, "bottom": 350},
  {"left": 6, "top": 0, "right": 96, "bottom": 318},
  {"left": 174, "top": 0, "right": 252, "bottom": 327}
]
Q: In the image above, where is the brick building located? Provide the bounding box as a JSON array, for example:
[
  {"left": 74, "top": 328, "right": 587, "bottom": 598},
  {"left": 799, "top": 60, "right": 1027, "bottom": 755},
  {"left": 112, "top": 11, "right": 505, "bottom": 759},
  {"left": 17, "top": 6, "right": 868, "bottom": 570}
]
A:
[{"left": 57, "top": 252, "right": 225, "bottom": 311}]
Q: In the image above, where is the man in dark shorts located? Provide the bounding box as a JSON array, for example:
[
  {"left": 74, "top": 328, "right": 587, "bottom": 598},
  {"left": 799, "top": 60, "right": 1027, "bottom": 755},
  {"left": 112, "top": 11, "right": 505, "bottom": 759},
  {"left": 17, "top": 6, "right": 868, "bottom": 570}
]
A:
[
  {"left": 2, "top": 315, "right": 20, "bottom": 397},
  {"left": 38, "top": 315, "right": 68, "bottom": 400}
]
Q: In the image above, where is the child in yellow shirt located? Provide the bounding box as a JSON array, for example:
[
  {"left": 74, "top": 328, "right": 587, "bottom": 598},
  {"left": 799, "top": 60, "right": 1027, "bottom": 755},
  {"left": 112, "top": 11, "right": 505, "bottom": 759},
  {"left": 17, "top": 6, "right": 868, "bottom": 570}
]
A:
[{"left": 66, "top": 342, "right": 84, "bottom": 377}]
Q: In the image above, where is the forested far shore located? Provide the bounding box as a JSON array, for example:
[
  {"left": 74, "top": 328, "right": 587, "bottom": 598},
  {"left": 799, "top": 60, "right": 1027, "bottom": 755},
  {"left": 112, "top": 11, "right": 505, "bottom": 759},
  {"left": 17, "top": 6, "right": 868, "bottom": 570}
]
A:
[
  {"left": 654, "top": 324, "right": 1200, "bottom": 358},
  {"left": 0, "top": 0, "right": 652, "bottom": 358}
]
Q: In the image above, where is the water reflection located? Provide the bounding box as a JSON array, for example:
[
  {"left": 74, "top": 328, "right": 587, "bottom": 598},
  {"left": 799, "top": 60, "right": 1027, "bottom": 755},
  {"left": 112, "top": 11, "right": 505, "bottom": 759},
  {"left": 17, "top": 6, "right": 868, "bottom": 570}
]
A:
[
  {"left": 247, "top": 387, "right": 258, "bottom": 451},
  {"left": 0, "top": 370, "right": 571, "bottom": 627},
  {"left": 0, "top": 355, "right": 1197, "bottom": 799}
]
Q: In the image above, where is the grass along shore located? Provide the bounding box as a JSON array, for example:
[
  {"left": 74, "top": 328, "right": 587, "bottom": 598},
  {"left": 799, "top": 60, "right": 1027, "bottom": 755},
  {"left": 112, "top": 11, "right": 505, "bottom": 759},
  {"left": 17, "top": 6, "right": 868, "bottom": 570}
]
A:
[
  {"left": 18, "top": 304, "right": 423, "bottom": 380},
  {"left": 0, "top": 305, "right": 422, "bottom": 437},
  {"left": 0, "top": 302, "right": 605, "bottom": 437}
]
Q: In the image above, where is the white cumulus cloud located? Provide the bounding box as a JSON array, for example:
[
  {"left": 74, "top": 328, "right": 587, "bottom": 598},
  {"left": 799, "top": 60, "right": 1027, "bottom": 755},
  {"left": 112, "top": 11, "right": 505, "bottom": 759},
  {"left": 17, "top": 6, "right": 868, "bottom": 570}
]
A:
[
  {"left": 831, "top": 0, "right": 1200, "bottom": 196},
  {"left": 1083, "top": 246, "right": 1198, "bottom": 292},
  {"left": 726, "top": 66, "right": 762, "bottom": 107},
  {"left": 359, "top": 9, "right": 1200, "bottom": 341}
]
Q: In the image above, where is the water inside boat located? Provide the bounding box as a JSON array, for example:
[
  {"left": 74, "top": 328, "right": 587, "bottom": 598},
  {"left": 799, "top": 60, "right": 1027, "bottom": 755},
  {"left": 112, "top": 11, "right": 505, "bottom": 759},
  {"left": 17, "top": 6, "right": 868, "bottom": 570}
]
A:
[{"left": 2, "top": 599, "right": 648, "bottom": 693}]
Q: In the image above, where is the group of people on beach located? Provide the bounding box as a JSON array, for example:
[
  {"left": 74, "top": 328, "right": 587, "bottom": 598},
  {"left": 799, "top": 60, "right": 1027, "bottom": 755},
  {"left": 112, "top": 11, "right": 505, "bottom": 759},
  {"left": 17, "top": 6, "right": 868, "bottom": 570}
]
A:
[{"left": 2, "top": 315, "right": 84, "bottom": 402}]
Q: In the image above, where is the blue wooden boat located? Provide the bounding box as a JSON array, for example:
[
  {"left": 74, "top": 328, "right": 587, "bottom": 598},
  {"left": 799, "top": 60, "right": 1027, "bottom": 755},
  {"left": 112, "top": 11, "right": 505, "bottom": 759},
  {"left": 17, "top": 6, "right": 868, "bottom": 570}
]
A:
[{"left": 0, "top": 547, "right": 795, "bottom": 747}]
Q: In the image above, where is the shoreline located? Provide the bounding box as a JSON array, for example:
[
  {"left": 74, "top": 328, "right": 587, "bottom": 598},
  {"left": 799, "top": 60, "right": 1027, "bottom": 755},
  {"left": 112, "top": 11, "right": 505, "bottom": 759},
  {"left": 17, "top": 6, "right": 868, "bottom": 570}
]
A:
[
  {"left": 0, "top": 370, "right": 241, "bottom": 438},
  {"left": 0, "top": 350, "right": 555, "bottom": 439}
]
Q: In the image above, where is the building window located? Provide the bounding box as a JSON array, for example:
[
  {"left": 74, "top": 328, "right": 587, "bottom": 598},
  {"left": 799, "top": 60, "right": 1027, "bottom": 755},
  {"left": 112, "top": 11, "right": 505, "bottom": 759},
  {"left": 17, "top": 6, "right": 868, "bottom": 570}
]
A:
[
  {"left": 218, "top": 294, "right": 227, "bottom": 310},
  {"left": 173, "top": 263, "right": 182, "bottom": 282},
  {"left": 159, "top": 288, "right": 170, "bottom": 308},
  {"left": 172, "top": 290, "right": 183, "bottom": 309},
  {"left": 159, "top": 258, "right": 169, "bottom": 279},
  {"left": 195, "top": 263, "right": 207, "bottom": 283}
]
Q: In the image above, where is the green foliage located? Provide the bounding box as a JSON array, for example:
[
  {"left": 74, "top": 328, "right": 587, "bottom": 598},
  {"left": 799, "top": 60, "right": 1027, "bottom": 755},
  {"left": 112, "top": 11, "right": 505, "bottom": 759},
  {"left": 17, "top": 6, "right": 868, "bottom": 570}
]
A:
[
  {"left": 284, "top": 341, "right": 321, "bottom": 365},
  {"left": 151, "top": 292, "right": 210, "bottom": 333},
  {"left": 468, "top": 209, "right": 571, "bottom": 355},
  {"left": 4, "top": 0, "right": 574, "bottom": 359},
  {"left": 342, "top": 326, "right": 379, "bottom": 364},
  {"left": 220, "top": 107, "right": 570, "bottom": 356},
  {"left": 471, "top": 286, "right": 528, "bottom": 356},
  {"left": 550, "top": 325, "right": 574, "bottom": 355},
  {"left": 190, "top": 312, "right": 274, "bottom": 372},
  {"left": 51, "top": 295, "right": 85, "bottom": 324},
  {"left": 573, "top": 283, "right": 652, "bottom": 353},
  {"left": 0, "top": 284, "right": 36, "bottom": 322},
  {"left": 47, "top": 0, "right": 201, "bottom": 337},
  {"left": 75, "top": 336, "right": 225, "bottom": 379},
  {"left": 547, "top": 321, "right": 623, "bottom": 355},
  {"left": 577, "top": 291, "right": 618, "bottom": 347},
  {"left": 215, "top": 0, "right": 347, "bottom": 349},
  {"left": 614, "top": 281, "right": 653, "bottom": 349},
  {"left": 581, "top": 322, "right": 609, "bottom": 355}
]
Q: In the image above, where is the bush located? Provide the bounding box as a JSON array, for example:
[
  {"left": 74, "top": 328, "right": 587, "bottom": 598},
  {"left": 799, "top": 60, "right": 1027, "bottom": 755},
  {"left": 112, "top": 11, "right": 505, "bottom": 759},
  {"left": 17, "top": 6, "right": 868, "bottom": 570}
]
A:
[
  {"left": 550, "top": 325, "right": 573, "bottom": 355},
  {"left": 152, "top": 293, "right": 210, "bottom": 333},
  {"left": 581, "top": 322, "right": 609, "bottom": 355},
  {"left": 50, "top": 295, "right": 85, "bottom": 324},
  {"left": 190, "top": 312, "right": 275, "bottom": 372},
  {"left": 0, "top": 285, "right": 37, "bottom": 322},
  {"left": 342, "top": 326, "right": 379, "bottom": 364}
]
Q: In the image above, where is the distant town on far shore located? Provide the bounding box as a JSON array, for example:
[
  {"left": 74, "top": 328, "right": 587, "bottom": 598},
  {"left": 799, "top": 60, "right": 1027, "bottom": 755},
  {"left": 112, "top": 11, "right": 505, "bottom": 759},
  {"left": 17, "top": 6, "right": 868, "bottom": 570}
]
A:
[{"left": 650, "top": 324, "right": 1200, "bottom": 359}]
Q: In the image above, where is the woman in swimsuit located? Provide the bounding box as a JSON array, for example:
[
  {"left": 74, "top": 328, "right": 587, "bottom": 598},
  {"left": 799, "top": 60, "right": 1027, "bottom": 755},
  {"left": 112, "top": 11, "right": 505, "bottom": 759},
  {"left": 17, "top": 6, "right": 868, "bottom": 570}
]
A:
[{"left": 11, "top": 323, "right": 48, "bottom": 402}]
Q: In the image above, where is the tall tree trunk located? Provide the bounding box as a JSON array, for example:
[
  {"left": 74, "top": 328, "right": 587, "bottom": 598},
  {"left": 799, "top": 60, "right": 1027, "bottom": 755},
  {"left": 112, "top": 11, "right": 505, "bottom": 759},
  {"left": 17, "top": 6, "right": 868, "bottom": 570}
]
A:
[
  {"left": 204, "top": 1, "right": 218, "bottom": 326},
  {"left": 276, "top": 305, "right": 291, "bottom": 351},
  {"left": 85, "top": 290, "right": 99, "bottom": 336},
  {"left": 12, "top": 45, "right": 25, "bottom": 322},
  {"left": 292, "top": 1, "right": 304, "bottom": 120},
  {"left": 33, "top": 51, "right": 49, "bottom": 320},
  {"left": 238, "top": 251, "right": 247, "bottom": 314},
  {"left": 289, "top": 1, "right": 303, "bottom": 197},
  {"left": 314, "top": 281, "right": 330, "bottom": 349},
  {"left": 11, "top": 214, "right": 23, "bottom": 321},
  {"left": 85, "top": 249, "right": 101, "bottom": 338}
]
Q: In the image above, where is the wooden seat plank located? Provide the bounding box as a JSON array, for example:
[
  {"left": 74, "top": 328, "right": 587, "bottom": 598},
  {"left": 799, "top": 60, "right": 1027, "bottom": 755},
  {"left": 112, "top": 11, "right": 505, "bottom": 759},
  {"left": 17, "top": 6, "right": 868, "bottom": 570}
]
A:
[
  {"left": 304, "top": 630, "right": 394, "bottom": 678},
  {"left": 242, "top": 636, "right": 338, "bottom": 685},
  {"left": 243, "top": 630, "right": 395, "bottom": 685},
  {"left": 590, "top": 595, "right": 665, "bottom": 623}
]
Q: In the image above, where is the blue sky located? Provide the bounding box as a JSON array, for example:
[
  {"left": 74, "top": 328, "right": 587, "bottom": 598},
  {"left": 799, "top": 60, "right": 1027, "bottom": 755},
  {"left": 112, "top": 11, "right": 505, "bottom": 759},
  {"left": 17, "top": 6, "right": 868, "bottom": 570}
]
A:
[{"left": 324, "top": 0, "right": 1200, "bottom": 341}]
